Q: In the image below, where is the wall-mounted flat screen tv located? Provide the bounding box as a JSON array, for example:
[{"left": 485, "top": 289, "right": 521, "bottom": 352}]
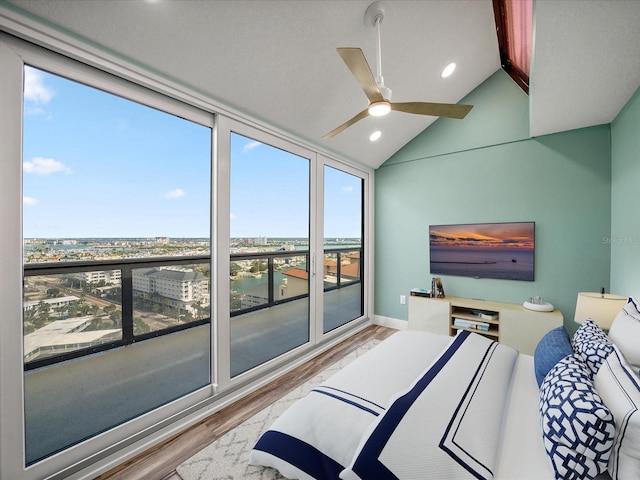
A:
[{"left": 429, "top": 222, "right": 535, "bottom": 281}]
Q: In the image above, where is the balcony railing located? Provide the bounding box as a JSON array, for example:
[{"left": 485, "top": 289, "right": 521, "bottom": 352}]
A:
[
  {"left": 23, "top": 255, "right": 210, "bottom": 371},
  {"left": 230, "top": 247, "right": 362, "bottom": 316},
  {"left": 23, "top": 246, "right": 362, "bottom": 371}
]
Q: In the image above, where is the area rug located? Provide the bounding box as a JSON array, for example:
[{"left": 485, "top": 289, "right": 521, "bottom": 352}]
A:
[{"left": 177, "top": 340, "right": 379, "bottom": 480}]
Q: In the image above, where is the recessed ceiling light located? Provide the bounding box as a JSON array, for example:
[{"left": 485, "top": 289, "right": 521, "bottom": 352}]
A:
[
  {"left": 441, "top": 62, "right": 456, "bottom": 78},
  {"left": 369, "top": 130, "right": 382, "bottom": 142}
]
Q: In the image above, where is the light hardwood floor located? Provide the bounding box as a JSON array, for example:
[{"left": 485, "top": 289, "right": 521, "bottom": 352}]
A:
[{"left": 95, "top": 324, "right": 396, "bottom": 480}]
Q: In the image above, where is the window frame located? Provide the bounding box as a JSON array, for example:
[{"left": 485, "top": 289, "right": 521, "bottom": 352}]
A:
[
  {"left": 1, "top": 34, "right": 218, "bottom": 479},
  {"left": 0, "top": 29, "right": 373, "bottom": 480},
  {"left": 215, "top": 117, "right": 322, "bottom": 391},
  {"left": 19, "top": 61, "right": 215, "bottom": 371},
  {"left": 316, "top": 157, "right": 369, "bottom": 337},
  {"left": 493, "top": 0, "right": 531, "bottom": 94}
]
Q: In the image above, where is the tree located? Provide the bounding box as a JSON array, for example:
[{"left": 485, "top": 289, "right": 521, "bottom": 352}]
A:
[
  {"left": 109, "top": 309, "right": 122, "bottom": 326},
  {"left": 249, "top": 260, "right": 267, "bottom": 273},
  {"left": 230, "top": 263, "right": 241, "bottom": 277},
  {"left": 134, "top": 316, "right": 151, "bottom": 334},
  {"left": 46, "top": 287, "right": 60, "bottom": 298},
  {"left": 32, "top": 301, "right": 50, "bottom": 328},
  {"left": 230, "top": 291, "right": 242, "bottom": 311}
]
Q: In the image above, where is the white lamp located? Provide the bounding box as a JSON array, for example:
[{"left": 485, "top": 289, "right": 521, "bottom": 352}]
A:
[{"left": 574, "top": 290, "right": 627, "bottom": 330}]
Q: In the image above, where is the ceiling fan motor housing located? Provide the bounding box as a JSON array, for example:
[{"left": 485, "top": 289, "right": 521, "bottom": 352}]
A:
[{"left": 377, "top": 82, "right": 392, "bottom": 101}]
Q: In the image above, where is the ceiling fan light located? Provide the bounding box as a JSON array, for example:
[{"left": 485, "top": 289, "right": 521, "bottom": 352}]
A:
[{"left": 368, "top": 101, "right": 391, "bottom": 116}]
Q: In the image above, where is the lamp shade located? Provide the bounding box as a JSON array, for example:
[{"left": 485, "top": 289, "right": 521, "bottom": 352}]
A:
[{"left": 574, "top": 292, "right": 627, "bottom": 330}]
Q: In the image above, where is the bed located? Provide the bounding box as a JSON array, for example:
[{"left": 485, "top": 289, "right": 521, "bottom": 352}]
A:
[{"left": 249, "top": 297, "right": 640, "bottom": 480}]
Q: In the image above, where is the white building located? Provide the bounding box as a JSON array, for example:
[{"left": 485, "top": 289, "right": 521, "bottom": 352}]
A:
[
  {"left": 23, "top": 295, "right": 80, "bottom": 314},
  {"left": 133, "top": 267, "right": 209, "bottom": 314},
  {"left": 24, "top": 316, "right": 120, "bottom": 362},
  {"left": 76, "top": 270, "right": 121, "bottom": 285}
]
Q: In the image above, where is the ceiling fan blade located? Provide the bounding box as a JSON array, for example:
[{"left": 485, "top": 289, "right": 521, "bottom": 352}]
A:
[
  {"left": 322, "top": 108, "right": 370, "bottom": 139},
  {"left": 390, "top": 102, "right": 473, "bottom": 119},
  {"left": 337, "top": 47, "right": 384, "bottom": 104}
]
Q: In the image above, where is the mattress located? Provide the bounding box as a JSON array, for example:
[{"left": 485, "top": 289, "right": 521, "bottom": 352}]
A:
[{"left": 249, "top": 329, "right": 584, "bottom": 479}]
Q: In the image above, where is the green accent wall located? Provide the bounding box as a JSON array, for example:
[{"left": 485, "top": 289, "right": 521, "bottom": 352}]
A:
[
  {"left": 375, "top": 70, "right": 612, "bottom": 332},
  {"left": 611, "top": 85, "right": 640, "bottom": 298},
  {"left": 383, "top": 70, "right": 530, "bottom": 164}
]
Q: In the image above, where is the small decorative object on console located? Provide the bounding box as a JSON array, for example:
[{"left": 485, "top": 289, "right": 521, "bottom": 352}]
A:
[
  {"left": 409, "top": 287, "right": 430, "bottom": 298},
  {"left": 431, "top": 277, "right": 445, "bottom": 298},
  {"left": 524, "top": 296, "right": 554, "bottom": 312}
]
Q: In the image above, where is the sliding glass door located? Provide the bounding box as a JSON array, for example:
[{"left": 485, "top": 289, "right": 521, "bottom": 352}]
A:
[
  {"left": 1, "top": 33, "right": 372, "bottom": 480},
  {"left": 229, "top": 132, "right": 310, "bottom": 376},
  {"left": 323, "top": 165, "right": 364, "bottom": 333},
  {"left": 21, "top": 65, "right": 212, "bottom": 465},
  {"left": 225, "top": 133, "right": 369, "bottom": 377}
]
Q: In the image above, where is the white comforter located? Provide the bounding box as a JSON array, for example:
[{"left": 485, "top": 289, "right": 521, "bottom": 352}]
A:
[{"left": 249, "top": 329, "right": 557, "bottom": 479}]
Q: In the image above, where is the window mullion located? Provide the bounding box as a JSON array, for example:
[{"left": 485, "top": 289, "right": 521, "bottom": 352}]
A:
[{"left": 121, "top": 265, "right": 134, "bottom": 343}]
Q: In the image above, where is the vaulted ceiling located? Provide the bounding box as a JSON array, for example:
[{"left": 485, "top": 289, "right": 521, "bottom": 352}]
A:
[{"left": 2, "top": 0, "right": 639, "bottom": 169}]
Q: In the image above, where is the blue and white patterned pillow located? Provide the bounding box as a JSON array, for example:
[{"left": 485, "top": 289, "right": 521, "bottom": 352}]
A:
[
  {"left": 572, "top": 318, "right": 614, "bottom": 376},
  {"left": 539, "top": 354, "right": 616, "bottom": 480}
]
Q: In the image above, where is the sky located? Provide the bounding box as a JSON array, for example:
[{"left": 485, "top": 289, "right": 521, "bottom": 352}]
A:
[
  {"left": 22, "top": 67, "right": 362, "bottom": 240},
  {"left": 230, "top": 133, "right": 362, "bottom": 238},
  {"left": 429, "top": 222, "right": 534, "bottom": 251},
  {"left": 23, "top": 66, "right": 211, "bottom": 238}
]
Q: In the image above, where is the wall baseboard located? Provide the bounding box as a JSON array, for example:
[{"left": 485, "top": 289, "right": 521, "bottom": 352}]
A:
[{"left": 372, "top": 315, "right": 407, "bottom": 330}]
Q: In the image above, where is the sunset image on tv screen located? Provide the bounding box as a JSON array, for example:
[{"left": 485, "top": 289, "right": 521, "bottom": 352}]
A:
[{"left": 429, "top": 222, "right": 534, "bottom": 281}]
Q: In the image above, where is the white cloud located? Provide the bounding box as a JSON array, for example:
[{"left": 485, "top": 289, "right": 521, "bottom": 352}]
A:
[
  {"left": 243, "top": 140, "right": 261, "bottom": 153},
  {"left": 23, "top": 196, "right": 39, "bottom": 206},
  {"left": 24, "top": 106, "right": 52, "bottom": 119},
  {"left": 24, "top": 67, "right": 54, "bottom": 104},
  {"left": 230, "top": 213, "right": 236, "bottom": 220},
  {"left": 165, "top": 188, "right": 186, "bottom": 199},
  {"left": 342, "top": 185, "right": 354, "bottom": 192},
  {"left": 23, "top": 157, "right": 72, "bottom": 175}
]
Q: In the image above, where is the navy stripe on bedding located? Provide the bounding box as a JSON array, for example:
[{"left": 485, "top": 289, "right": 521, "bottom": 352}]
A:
[
  {"left": 310, "top": 386, "right": 385, "bottom": 417},
  {"left": 438, "top": 341, "right": 498, "bottom": 480},
  {"left": 348, "top": 330, "right": 471, "bottom": 480},
  {"left": 316, "top": 385, "right": 386, "bottom": 411},
  {"left": 253, "top": 430, "right": 345, "bottom": 479}
]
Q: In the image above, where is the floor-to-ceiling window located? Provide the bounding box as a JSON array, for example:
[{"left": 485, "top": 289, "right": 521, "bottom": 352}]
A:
[
  {"left": 322, "top": 165, "right": 364, "bottom": 333},
  {"left": 21, "top": 65, "right": 212, "bottom": 465},
  {"left": 229, "top": 132, "right": 311, "bottom": 376},
  {"left": 0, "top": 32, "right": 370, "bottom": 480}
]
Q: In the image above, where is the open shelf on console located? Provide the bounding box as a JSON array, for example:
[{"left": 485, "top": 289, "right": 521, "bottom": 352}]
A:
[{"left": 450, "top": 305, "right": 500, "bottom": 339}]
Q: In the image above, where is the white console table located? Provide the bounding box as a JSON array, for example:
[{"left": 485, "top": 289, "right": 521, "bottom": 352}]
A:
[{"left": 408, "top": 294, "right": 563, "bottom": 355}]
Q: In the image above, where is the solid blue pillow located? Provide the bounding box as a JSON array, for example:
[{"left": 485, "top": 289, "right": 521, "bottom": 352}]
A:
[{"left": 534, "top": 326, "right": 573, "bottom": 387}]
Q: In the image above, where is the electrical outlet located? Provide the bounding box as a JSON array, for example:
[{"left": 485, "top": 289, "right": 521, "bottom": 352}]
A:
[{"left": 400, "top": 295, "right": 406, "bottom": 305}]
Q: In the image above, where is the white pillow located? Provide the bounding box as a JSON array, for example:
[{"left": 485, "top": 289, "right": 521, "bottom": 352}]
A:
[
  {"left": 594, "top": 346, "right": 640, "bottom": 479},
  {"left": 608, "top": 297, "right": 640, "bottom": 375}
]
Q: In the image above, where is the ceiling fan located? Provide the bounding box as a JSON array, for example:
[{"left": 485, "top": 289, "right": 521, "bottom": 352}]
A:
[{"left": 323, "top": 1, "right": 473, "bottom": 139}]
